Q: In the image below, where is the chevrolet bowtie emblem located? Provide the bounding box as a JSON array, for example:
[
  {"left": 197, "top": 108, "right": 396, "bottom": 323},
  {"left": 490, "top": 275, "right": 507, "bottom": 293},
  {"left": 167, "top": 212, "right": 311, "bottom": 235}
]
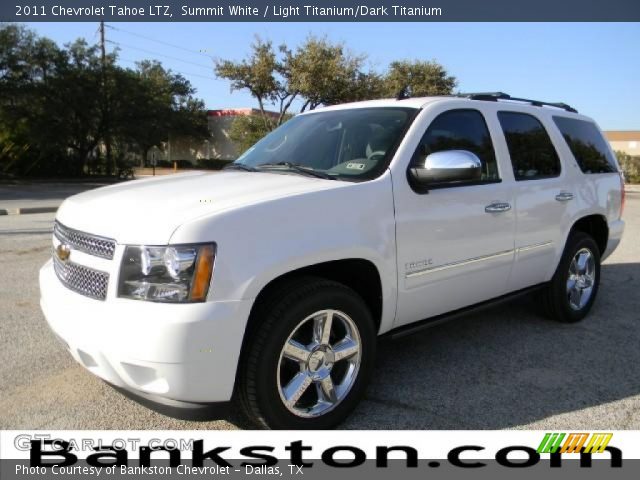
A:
[{"left": 56, "top": 244, "right": 71, "bottom": 262}]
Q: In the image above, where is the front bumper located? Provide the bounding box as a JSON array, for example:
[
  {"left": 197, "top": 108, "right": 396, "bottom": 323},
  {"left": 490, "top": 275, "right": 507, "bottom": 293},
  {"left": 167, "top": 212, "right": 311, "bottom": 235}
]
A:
[{"left": 39, "top": 259, "right": 253, "bottom": 403}]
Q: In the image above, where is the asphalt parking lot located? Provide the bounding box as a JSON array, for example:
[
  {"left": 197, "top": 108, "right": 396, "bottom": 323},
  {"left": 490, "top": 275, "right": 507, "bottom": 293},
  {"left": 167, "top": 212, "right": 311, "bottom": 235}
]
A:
[{"left": 1, "top": 187, "right": 639, "bottom": 430}]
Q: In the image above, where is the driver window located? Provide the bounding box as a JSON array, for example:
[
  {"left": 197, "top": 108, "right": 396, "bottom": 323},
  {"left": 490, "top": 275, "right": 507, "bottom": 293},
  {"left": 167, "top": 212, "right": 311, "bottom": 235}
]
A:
[{"left": 412, "top": 109, "right": 500, "bottom": 182}]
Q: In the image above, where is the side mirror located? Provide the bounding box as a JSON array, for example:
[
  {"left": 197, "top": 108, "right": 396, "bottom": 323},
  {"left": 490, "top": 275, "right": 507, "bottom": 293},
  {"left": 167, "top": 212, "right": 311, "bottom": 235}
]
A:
[{"left": 409, "top": 150, "right": 482, "bottom": 188}]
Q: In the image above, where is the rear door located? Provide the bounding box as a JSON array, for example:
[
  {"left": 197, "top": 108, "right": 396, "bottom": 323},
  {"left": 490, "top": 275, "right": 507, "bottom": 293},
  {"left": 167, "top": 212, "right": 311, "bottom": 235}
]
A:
[
  {"left": 496, "top": 111, "right": 570, "bottom": 291},
  {"left": 391, "top": 105, "right": 516, "bottom": 326}
]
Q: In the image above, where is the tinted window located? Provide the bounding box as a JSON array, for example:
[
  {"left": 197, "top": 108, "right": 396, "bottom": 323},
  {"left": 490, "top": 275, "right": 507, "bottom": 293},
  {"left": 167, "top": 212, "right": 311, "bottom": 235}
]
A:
[
  {"left": 553, "top": 116, "right": 617, "bottom": 174},
  {"left": 498, "top": 112, "right": 561, "bottom": 180},
  {"left": 412, "top": 109, "right": 499, "bottom": 182}
]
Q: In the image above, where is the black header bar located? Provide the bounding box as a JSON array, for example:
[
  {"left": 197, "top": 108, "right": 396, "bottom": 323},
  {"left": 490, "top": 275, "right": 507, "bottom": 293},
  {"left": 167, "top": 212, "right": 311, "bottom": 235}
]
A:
[{"left": 4, "top": 0, "right": 640, "bottom": 22}]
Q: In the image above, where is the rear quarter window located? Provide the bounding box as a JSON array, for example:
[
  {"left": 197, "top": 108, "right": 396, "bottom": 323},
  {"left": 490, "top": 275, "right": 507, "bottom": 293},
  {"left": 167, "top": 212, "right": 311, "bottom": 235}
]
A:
[
  {"left": 497, "top": 111, "right": 561, "bottom": 181},
  {"left": 552, "top": 117, "right": 618, "bottom": 174}
]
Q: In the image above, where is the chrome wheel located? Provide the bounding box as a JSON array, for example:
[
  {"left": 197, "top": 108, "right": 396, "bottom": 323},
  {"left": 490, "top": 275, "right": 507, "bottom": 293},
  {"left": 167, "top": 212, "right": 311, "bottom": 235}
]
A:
[
  {"left": 566, "top": 248, "right": 596, "bottom": 311},
  {"left": 277, "top": 309, "right": 361, "bottom": 418}
]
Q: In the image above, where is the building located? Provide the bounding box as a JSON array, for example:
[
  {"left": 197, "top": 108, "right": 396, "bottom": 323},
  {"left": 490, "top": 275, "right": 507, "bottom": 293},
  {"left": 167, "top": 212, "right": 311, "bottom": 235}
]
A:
[
  {"left": 604, "top": 131, "right": 640, "bottom": 157},
  {"left": 146, "top": 108, "right": 278, "bottom": 166}
]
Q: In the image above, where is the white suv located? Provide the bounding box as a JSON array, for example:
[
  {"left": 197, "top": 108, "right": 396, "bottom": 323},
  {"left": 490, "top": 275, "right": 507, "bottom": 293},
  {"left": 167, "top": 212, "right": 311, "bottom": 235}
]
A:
[{"left": 40, "top": 93, "right": 625, "bottom": 429}]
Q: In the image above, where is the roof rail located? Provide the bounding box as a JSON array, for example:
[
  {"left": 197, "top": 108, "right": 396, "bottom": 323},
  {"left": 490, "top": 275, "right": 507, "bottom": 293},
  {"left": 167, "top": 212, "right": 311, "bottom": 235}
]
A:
[{"left": 457, "top": 92, "right": 578, "bottom": 113}]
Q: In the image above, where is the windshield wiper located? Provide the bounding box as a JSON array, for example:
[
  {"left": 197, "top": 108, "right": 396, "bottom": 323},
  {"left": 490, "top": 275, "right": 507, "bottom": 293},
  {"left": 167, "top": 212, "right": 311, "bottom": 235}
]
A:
[
  {"left": 223, "top": 163, "right": 258, "bottom": 172},
  {"left": 258, "top": 162, "right": 336, "bottom": 180}
]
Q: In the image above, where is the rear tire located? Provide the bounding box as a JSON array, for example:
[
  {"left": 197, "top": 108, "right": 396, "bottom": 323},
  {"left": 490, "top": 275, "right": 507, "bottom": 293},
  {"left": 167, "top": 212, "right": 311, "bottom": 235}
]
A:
[
  {"left": 238, "top": 277, "right": 376, "bottom": 429},
  {"left": 541, "top": 232, "right": 601, "bottom": 323}
]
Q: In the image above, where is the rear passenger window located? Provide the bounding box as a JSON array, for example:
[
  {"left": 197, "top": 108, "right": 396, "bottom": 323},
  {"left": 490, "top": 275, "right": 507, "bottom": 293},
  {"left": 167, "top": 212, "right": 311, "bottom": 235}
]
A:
[
  {"left": 498, "top": 112, "right": 561, "bottom": 180},
  {"left": 413, "top": 109, "right": 499, "bottom": 183},
  {"left": 552, "top": 116, "right": 617, "bottom": 174}
]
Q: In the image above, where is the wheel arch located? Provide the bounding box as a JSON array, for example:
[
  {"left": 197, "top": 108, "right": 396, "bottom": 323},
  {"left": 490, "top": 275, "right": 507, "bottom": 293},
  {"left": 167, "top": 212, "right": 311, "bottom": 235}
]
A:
[
  {"left": 234, "top": 258, "right": 384, "bottom": 393},
  {"left": 567, "top": 214, "right": 609, "bottom": 256},
  {"left": 245, "top": 258, "right": 383, "bottom": 334}
]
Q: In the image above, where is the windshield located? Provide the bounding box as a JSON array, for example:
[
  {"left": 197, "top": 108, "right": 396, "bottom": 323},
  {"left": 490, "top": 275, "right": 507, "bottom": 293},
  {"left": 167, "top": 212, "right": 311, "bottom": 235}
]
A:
[{"left": 234, "top": 107, "right": 416, "bottom": 180}]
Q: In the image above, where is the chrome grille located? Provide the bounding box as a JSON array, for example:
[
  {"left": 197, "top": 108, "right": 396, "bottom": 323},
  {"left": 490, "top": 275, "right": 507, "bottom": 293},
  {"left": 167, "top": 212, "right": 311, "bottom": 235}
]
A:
[
  {"left": 54, "top": 221, "right": 116, "bottom": 259},
  {"left": 53, "top": 252, "right": 109, "bottom": 301}
]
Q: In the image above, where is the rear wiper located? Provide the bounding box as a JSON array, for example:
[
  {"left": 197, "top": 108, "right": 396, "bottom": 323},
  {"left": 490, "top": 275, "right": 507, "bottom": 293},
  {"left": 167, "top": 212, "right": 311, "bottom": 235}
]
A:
[
  {"left": 258, "top": 162, "right": 336, "bottom": 180},
  {"left": 224, "top": 163, "right": 258, "bottom": 172}
]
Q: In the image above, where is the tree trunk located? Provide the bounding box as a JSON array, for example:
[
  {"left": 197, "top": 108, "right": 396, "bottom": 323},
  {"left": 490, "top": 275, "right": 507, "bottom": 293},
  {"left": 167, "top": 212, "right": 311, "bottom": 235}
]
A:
[
  {"left": 256, "top": 97, "right": 271, "bottom": 131},
  {"left": 278, "top": 92, "right": 297, "bottom": 126},
  {"left": 141, "top": 146, "right": 150, "bottom": 168}
]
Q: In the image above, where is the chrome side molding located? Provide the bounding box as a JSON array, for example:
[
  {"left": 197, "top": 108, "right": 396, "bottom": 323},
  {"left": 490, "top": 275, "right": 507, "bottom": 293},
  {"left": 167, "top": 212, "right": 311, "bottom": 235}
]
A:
[
  {"left": 405, "top": 241, "right": 553, "bottom": 278},
  {"left": 406, "top": 249, "right": 514, "bottom": 278}
]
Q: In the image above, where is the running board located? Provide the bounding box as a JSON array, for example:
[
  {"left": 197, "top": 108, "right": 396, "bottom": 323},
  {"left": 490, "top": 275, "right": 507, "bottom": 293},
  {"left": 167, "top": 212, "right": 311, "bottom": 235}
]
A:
[{"left": 384, "top": 283, "right": 545, "bottom": 341}]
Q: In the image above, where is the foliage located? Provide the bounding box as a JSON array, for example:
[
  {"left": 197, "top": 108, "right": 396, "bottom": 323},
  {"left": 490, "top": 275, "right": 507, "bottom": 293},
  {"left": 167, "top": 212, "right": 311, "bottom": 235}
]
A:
[
  {"left": 227, "top": 114, "right": 275, "bottom": 155},
  {"left": 215, "top": 35, "right": 457, "bottom": 151},
  {"left": 616, "top": 150, "right": 640, "bottom": 183},
  {"left": 382, "top": 60, "right": 457, "bottom": 98},
  {"left": 226, "top": 112, "right": 295, "bottom": 156},
  {"left": 216, "top": 36, "right": 386, "bottom": 130},
  {"left": 0, "top": 25, "right": 208, "bottom": 178},
  {"left": 0, "top": 25, "right": 461, "bottom": 175},
  {"left": 215, "top": 38, "right": 280, "bottom": 130},
  {"left": 111, "top": 60, "right": 208, "bottom": 167},
  {"left": 284, "top": 37, "right": 371, "bottom": 111}
]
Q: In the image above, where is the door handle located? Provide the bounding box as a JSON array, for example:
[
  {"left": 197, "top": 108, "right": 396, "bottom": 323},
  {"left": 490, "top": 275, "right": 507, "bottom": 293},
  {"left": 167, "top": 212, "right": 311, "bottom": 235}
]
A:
[
  {"left": 555, "top": 191, "right": 574, "bottom": 202},
  {"left": 485, "top": 202, "right": 512, "bottom": 213}
]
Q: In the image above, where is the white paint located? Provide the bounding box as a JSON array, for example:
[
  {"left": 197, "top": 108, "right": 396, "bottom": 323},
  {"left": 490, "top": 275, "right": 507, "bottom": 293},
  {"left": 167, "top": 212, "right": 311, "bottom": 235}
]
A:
[{"left": 40, "top": 96, "right": 625, "bottom": 408}]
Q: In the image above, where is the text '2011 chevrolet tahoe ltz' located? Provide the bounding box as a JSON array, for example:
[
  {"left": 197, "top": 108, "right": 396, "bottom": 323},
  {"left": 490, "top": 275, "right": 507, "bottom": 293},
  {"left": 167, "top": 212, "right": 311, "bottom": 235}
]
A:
[{"left": 40, "top": 92, "right": 625, "bottom": 429}]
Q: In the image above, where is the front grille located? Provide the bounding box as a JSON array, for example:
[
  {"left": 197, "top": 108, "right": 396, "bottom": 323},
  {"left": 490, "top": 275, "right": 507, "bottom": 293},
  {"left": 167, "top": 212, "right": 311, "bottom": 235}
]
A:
[
  {"left": 54, "top": 221, "right": 116, "bottom": 260},
  {"left": 53, "top": 252, "right": 109, "bottom": 301}
]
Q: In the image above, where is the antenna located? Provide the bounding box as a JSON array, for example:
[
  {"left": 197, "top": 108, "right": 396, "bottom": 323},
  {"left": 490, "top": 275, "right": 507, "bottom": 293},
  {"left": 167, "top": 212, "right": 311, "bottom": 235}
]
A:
[{"left": 396, "top": 85, "right": 410, "bottom": 101}]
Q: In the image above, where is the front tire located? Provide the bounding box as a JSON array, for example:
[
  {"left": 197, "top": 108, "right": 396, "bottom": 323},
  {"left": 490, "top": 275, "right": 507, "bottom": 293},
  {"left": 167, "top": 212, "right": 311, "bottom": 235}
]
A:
[
  {"left": 541, "top": 232, "right": 601, "bottom": 323},
  {"left": 238, "top": 277, "right": 376, "bottom": 429}
]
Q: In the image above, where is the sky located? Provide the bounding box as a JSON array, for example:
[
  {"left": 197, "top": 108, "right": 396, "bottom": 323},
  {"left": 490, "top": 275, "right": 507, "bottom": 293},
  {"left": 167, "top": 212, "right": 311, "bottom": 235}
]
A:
[{"left": 24, "top": 22, "right": 640, "bottom": 130}]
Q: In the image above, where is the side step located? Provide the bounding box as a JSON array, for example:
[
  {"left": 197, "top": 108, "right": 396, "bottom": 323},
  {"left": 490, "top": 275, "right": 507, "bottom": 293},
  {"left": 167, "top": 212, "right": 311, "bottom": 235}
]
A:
[{"left": 384, "top": 283, "right": 545, "bottom": 340}]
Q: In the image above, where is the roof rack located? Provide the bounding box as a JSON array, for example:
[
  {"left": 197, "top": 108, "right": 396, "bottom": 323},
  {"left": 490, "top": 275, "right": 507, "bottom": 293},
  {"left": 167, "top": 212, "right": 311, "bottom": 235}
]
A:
[{"left": 457, "top": 92, "right": 578, "bottom": 113}]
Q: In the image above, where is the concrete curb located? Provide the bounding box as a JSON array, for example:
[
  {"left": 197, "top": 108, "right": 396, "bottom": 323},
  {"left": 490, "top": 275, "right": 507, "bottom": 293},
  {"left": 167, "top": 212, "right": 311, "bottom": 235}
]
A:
[{"left": 0, "top": 206, "right": 58, "bottom": 216}]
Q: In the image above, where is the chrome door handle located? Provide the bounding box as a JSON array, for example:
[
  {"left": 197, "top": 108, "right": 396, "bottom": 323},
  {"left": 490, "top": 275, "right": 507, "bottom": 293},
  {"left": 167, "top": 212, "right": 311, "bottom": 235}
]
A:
[
  {"left": 555, "top": 192, "right": 574, "bottom": 202},
  {"left": 485, "top": 202, "right": 512, "bottom": 213}
]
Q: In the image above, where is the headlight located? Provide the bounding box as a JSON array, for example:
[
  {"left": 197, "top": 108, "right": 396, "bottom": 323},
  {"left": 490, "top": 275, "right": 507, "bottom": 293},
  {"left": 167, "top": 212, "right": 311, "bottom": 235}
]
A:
[{"left": 118, "top": 244, "right": 215, "bottom": 303}]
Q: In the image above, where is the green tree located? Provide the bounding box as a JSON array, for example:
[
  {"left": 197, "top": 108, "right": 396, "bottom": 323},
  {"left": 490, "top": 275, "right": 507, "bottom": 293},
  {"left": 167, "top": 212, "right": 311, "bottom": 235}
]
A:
[
  {"left": 382, "top": 60, "right": 457, "bottom": 98},
  {"left": 0, "top": 25, "right": 208, "bottom": 177},
  {"left": 616, "top": 150, "right": 640, "bottom": 183},
  {"left": 215, "top": 36, "right": 457, "bottom": 156},
  {"left": 227, "top": 114, "right": 272, "bottom": 155},
  {"left": 227, "top": 112, "right": 294, "bottom": 156},
  {"left": 215, "top": 36, "right": 374, "bottom": 129},
  {"left": 53, "top": 39, "right": 105, "bottom": 176},
  {"left": 285, "top": 36, "right": 370, "bottom": 111},
  {"left": 113, "top": 60, "right": 208, "bottom": 166},
  {"left": 0, "top": 25, "right": 88, "bottom": 176},
  {"left": 215, "top": 38, "right": 279, "bottom": 130}
]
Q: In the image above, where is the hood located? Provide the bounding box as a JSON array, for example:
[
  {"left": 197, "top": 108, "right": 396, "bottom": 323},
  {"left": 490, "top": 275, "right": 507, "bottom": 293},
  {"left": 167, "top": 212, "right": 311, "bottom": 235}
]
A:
[{"left": 56, "top": 171, "right": 345, "bottom": 244}]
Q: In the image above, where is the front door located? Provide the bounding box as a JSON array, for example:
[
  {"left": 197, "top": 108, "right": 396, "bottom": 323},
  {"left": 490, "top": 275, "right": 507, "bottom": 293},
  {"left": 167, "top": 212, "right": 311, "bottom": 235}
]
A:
[{"left": 392, "top": 107, "right": 516, "bottom": 326}]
